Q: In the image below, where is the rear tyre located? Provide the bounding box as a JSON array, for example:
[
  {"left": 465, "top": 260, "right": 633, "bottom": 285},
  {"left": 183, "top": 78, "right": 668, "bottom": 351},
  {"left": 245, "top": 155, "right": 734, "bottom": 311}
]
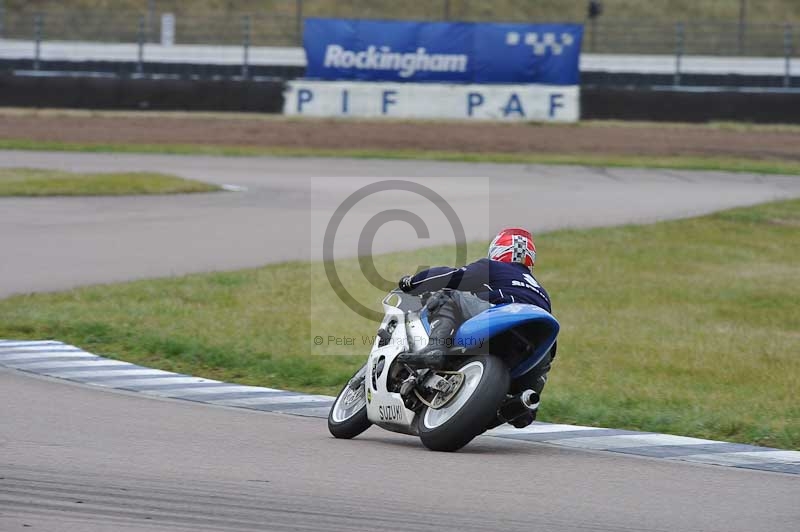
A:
[
  {"left": 328, "top": 366, "right": 371, "bottom": 439},
  {"left": 417, "top": 355, "right": 509, "bottom": 452}
]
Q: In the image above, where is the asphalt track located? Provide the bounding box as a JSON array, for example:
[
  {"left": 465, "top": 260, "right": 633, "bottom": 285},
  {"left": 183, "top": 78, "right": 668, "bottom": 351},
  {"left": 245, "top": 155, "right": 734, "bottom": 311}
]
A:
[
  {"left": 2, "top": 151, "right": 800, "bottom": 298},
  {"left": 1, "top": 152, "right": 799, "bottom": 531}
]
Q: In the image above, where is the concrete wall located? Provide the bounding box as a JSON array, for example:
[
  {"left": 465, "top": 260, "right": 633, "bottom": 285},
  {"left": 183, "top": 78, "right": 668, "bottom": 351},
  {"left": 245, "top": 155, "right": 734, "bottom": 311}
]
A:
[{"left": 1, "top": 74, "right": 798, "bottom": 123}]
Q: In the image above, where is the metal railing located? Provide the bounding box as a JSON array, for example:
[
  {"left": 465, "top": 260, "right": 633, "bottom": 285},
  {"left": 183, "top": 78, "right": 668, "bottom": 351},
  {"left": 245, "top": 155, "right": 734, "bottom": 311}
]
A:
[
  {"left": 0, "top": 3, "right": 796, "bottom": 87},
  {"left": 0, "top": 1, "right": 798, "bottom": 55}
]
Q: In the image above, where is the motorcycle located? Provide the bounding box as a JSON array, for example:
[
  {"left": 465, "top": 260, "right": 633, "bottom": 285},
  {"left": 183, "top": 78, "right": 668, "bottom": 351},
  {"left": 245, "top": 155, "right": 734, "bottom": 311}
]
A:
[{"left": 328, "top": 289, "right": 560, "bottom": 452}]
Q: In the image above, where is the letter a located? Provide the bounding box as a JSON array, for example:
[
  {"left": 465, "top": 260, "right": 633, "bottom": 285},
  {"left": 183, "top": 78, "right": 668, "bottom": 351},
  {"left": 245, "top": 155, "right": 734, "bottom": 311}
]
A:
[{"left": 502, "top": 93, "right": 525, "bottom": 118}]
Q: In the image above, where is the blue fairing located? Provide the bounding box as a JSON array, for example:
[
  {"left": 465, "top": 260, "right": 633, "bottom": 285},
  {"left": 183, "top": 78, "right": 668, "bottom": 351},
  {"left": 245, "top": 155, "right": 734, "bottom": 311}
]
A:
[{"left": 454, "top": 303, "right": 559, "bottom": 379}]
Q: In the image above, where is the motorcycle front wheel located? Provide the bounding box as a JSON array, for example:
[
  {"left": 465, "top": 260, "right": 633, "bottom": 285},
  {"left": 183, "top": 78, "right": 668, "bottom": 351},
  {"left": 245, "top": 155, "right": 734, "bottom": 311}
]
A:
[
  {"left": 417, "top": 355, "right": 509, "bottom": 452},
  {"left": 328, "top": 365, "right": 371, "bottom": 439}
]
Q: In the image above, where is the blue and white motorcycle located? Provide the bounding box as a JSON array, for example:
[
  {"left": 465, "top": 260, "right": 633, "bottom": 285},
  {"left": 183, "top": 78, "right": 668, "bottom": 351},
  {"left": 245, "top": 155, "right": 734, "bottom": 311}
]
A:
[{"left": 328, "top": 289, "right": 560, "bottom": 452}]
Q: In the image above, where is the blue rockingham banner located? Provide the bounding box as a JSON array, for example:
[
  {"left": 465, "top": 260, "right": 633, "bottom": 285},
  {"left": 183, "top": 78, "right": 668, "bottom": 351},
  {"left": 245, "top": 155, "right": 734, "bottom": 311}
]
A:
[{"left": 303, "top": 18, "right": 583, "bottom": 85}]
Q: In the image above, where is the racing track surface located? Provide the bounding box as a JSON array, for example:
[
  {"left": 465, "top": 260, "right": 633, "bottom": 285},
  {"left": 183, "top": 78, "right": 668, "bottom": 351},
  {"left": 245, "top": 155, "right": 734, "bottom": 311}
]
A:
[
  {"left": 1, "top": 152, "right": 799, "bottom": 531},
  {"left": 1, "top": 368, "right": 798, "bottom": 532},
  {"left": 2, "top": 151, "right": 800, "bottom": 298}
]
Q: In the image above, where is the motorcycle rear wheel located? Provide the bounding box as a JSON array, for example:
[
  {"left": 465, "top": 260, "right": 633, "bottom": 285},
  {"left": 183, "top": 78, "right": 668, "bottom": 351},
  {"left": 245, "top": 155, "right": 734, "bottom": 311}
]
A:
[
  {"left": 328, "top": 365, "right": 371, "bottom": 439},
  {"left": 417, "top": 355, "right": 509, "bottom": 452}
]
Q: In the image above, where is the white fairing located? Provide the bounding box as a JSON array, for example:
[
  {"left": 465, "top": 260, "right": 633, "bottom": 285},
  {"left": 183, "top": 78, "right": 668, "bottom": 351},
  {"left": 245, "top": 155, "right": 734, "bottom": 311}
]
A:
[{"left": 364, "top": 294, "right": 428, "bottom": 432}]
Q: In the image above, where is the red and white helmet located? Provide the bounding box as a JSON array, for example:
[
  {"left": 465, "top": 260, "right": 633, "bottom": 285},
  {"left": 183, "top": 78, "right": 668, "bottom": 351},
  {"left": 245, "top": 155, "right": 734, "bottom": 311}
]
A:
[{"left": 488, "top": 228, "right": 536, "bottom": 269}]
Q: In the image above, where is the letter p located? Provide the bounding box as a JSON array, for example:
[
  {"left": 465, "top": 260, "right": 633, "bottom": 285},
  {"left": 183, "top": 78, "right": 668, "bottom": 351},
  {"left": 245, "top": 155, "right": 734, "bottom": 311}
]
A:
[
  {"left": 467, "top": 92, "right": 484, "bottom": 117},
  {"left": 297, "top": 89, "right": 313, "bottom": 113}
]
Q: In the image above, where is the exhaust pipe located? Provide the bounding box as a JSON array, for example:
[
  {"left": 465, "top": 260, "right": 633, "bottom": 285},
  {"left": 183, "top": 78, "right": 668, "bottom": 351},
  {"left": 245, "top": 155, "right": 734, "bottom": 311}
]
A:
[
  {"left": 520, "top": 389, "right": 540, "bottom": 410},
  {"left": 499, "top": 389, "right": 540, "bottom": 424}
]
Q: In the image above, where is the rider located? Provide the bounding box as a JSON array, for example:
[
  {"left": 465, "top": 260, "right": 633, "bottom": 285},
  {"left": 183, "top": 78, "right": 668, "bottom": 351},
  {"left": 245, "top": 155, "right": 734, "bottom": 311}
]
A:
[{"left": 396, "top": 227, "right": 555, "bottom": 425}]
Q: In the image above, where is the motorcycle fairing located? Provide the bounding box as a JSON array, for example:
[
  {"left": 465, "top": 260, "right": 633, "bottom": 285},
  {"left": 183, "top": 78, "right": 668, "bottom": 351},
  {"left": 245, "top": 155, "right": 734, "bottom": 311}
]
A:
[
  {"left": 364, "top": 296, "right": 419, "bottom": 433},
  {"left": 453, "top": 303, "right": 560, "bottom": 378}
]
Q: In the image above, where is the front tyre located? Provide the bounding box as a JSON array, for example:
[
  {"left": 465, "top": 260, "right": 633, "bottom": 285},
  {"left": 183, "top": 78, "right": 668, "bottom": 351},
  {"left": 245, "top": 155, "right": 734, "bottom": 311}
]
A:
[
  {"left": 328, "top": 365, "right": 371, "bottom": 439},
  {"left": 418, "top": 355, "right": 509, "bottom": 452}
]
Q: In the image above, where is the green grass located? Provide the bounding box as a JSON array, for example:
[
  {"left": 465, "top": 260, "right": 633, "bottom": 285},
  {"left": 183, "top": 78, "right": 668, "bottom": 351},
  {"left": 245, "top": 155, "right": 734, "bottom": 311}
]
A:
[
  {"left": 3, "top": 139, "right": 800, "bottom": 177},
  {"left": 2, "top": 199, "right": 799, "bottom": 449},
  {"left": 0, "top": 167, "right": 220, "bottom": 196}
]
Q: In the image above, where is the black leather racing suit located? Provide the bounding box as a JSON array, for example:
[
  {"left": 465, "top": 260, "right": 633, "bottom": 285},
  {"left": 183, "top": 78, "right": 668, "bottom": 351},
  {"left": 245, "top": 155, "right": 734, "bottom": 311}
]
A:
[{"left": 402, "top": 258, "right": 556, "bottom": 396}]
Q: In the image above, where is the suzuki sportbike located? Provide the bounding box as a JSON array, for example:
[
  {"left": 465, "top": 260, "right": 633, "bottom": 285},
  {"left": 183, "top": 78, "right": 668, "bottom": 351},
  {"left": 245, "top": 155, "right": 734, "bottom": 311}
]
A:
[{"left": 328, "top": 289, "right": 560, "bottom": 452}]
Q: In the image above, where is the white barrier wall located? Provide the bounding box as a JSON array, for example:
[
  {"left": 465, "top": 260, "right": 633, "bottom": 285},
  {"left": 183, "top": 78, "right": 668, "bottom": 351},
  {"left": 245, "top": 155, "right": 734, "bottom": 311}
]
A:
[
  {"left": 284, "top": 80, "right": 580, "bottom": 122},
  {"left": 3, "top": 40, "right": 794, "bottom": 76}
]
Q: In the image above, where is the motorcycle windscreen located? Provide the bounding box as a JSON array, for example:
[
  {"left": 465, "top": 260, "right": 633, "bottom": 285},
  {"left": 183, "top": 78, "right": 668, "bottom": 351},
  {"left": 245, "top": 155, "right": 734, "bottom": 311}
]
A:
[{"left": 453, "top": 303, "right": 559, "bottom": 379}]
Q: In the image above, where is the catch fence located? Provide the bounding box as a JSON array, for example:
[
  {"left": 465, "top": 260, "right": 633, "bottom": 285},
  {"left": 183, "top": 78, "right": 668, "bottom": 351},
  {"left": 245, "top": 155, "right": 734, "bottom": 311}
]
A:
[{"left": 0, "top": 2, "right": 796, "bottom": 87}]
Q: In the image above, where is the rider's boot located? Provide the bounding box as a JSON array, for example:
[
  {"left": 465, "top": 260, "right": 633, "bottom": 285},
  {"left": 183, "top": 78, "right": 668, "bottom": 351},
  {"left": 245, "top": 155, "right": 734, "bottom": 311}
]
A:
[{"left": 396, "top": 313, "right": 457, "bottom": 370}]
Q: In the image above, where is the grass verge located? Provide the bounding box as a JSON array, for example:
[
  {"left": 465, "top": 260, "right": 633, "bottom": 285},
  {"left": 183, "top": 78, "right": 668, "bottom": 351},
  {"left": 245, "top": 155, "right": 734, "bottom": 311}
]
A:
[
  {"left": 1, "top": 199, "right": 799, "bottom": 448},
  {"left": 0, "top": 167, "right": 220, "bottom": 196},
  {"left": 2, "top": 139, "right": 800, "bottom": 176},
  {"left": 5, "top": 109, "right": 800, "bottom": 133}
]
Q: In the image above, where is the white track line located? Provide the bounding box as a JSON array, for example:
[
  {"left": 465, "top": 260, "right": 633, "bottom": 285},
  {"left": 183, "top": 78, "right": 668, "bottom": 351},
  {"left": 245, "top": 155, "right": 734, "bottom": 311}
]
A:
[
  {"left": 487, "top": 423, "right": 604, "bottom": 436},
  {"left": 146, "top": 385, "right": 284, "bottom": 396},
  {"left": 40, "top": 368, "right": 174, "bottom": 378},
  {"left": 90, "top": 376, "right": 221, "bottom": 387},
  {"left": 677, "top": 450, "right": 800, "bottom": 466},
  {"left": 0, "top": 341, "right": 66, "bottom": 348},
  {"left": 0, "top": 351, "right": 96, "bottom": 360},
  {"left": 546, "top": 433, "right": 720, "bottom": 450},
  {"left": 211, "top": 395, "right": 334, "bottom": 407},
  {"left": 9, "top": 359, "right": 133, "bottom": 370},
  {"left": 0, "top": 346, "right": 83, "bottom": 353}
]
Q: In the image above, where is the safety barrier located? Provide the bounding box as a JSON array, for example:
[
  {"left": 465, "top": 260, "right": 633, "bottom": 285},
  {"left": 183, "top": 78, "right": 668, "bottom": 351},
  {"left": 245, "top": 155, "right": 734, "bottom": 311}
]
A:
[
  {"left": 0, "top": 74, "right": 284, "bottom": 112},
  {"left": 2, "top": 74, "right": 798, "bottom": 123}
]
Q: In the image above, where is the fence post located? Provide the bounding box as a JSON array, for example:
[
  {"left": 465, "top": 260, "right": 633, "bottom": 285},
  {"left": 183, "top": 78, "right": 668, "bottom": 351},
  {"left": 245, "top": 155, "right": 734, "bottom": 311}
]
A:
[
  {"left": 296, "top": 0, "right": 303, "bottom": 45},
  {"left": 737, "top": 0, "right": 747, "bottom": 56},
  {"left": 137, "top": 16, "right": 145, "bottom": 76},
  {"left": 160, "top": 13, "right": 175, "bottom": 46},
  {"left": 674, "top": 22, "right": 684, "bottom": 87},
  {"left": 146, "top": 0, "right": 156, "bottom": 42},
  {"left": 443, "top": 0, "right": 450, "bottom": 20},
  {"left": 785, "top": 24, "right": 793, "bottom": 88},
  {"left": 242, "top": 15, "right": 251, "bottom": 79},
  {"left": 34, "top": 13, "right": 43, "bottom": 71}
]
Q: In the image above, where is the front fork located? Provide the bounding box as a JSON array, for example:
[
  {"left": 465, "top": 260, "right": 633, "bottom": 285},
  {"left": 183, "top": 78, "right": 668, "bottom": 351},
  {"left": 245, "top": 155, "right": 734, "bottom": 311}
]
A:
[{"left": 347, "top": 364, "right": 367, "bottom": 390}]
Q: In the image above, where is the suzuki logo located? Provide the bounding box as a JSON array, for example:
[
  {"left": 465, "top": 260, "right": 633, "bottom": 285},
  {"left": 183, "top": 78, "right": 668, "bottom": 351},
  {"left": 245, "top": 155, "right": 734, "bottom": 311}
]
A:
[{"left": 506, "top": 32, "right": 575, "bottom": 56}]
